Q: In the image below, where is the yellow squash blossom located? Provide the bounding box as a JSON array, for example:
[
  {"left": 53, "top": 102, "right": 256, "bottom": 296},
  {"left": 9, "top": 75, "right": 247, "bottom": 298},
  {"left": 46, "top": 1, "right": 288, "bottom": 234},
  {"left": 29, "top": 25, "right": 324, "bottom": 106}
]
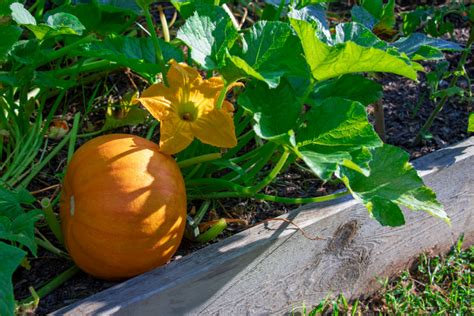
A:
[{"left": 139, "top": 61, "right": 239, "bottom": 155}]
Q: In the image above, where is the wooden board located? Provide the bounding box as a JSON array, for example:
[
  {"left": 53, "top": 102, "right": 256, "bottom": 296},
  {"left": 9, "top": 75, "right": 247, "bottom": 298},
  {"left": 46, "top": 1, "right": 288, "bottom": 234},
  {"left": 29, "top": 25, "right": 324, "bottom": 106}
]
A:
[{"left": 54, "top": 138, "right": 474, "bottom": 315}]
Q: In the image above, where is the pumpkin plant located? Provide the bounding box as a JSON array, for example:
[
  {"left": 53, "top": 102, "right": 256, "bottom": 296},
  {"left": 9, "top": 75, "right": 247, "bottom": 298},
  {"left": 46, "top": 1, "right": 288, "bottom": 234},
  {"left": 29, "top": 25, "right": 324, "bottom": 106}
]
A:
[{"left": 136, "top": 1, "right": 458, "bottom": 234}]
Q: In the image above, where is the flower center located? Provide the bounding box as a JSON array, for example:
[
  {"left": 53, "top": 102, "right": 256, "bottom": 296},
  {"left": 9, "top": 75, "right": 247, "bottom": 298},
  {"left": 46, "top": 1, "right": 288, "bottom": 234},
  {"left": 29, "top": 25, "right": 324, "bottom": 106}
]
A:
[
  {"left": 179, "top": 101, "right": 198, "bottom": 122},
  {"left": 181, "top": 112, "right": 194, "bottom": 121}
]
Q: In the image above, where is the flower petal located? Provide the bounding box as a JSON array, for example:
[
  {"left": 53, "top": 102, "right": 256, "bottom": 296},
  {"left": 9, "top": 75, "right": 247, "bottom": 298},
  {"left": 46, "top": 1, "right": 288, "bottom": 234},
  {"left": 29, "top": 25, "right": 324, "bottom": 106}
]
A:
[
  {"left": 139, "top": 83, "right": 178, "bottom": 121},
  {"left": 168, "top": 61, "right": 202, "bottom": 94},
  {"left": 191, "top": 109, "right": 237, "bottom": 149},
  {"left": 222, "top": 100, "right": 235, "bottom": 113},
  {"left": 159, "top": 114, "right": 195, "bottom": 155}
]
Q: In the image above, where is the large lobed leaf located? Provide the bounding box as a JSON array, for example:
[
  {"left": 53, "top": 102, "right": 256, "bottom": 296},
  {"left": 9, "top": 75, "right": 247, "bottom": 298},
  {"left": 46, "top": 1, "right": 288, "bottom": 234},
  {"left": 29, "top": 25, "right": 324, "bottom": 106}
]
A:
[
  {"left": 311, "top": 74, "right": 383, "bottom": 106},
  {"left": 10, "top": 3, "right": 85, "bottom": 40},
  {"left": 296, "top": 97, "right": 382, "bottom": 180},
  {"left": 0, "top": 187, "right": 39, "bottom": 316},
  {"left": 0, "top": 25, "right": 22, "bottom": 62},
  {"left": 238, "top": 78, "right": 303, "bottom": 140},
  {"left": 239, "top": 78, "right": 383, "bottom": 181},
  {"left": 289, "top": 18, "right": 419, "bottom": 81},
  {"left": 0, "top": 210, "right": 43, "bottom": 256},
  {"left": 79, "top": 35, "right": 183, "bottom": 80},
  {"left": 0, "top": 187, "right": 35, "bottom": 220},
  {"left": 224, "top": 21, "right": 308, "bottom": 88},
  {"left": 177, "top": 5, "right": 238, "bottom": 70},
  {"left": 391, "top": 33, "right": 463, "bottom": 60},
  {"left": 339, "top": 144, "right": 449, "bottom": 226},
  {"left": 0, "top": 242, "right": 25, "bottom": 316}
]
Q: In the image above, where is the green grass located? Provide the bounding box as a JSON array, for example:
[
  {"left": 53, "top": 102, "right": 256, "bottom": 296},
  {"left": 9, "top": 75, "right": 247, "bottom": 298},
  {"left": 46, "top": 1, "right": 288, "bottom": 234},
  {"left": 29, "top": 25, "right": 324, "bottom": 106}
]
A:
[{"left": 304, "top": 238, "right": 473, "bottom": 315}]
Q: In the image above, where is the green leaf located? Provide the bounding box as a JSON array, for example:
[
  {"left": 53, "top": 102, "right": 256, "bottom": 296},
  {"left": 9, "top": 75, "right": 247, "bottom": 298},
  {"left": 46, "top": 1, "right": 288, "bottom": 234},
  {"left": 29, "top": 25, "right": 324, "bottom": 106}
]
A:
[
  {"left": 288, "top": 5, "right": 331, "bottom": 43},
  {"left": 361, "top": 0, "right": 383, "bottom": 19},
  {"left": 171, "top": 0, "right": 224, "bottom": 19},
  {"left": 48, "top": 3, "right": 135, "bottom": 35},
  {"left": 177, "top": 6, "right": 238, "bottom": 70},
  {"left": 290, "top": 18, "right": 418, "bottom": 81},
  {"left": 28, "top": 13, "right": 85, "bottom": 40},
  {"left": 402, "top": 8, "right": 430, "bottom": 35},
  {"left": 0, "top": 210, "right": 43, "bottom": 256},
  {"left": 296, "top": 97, "right": 382, "bottom": 180},
  {"left": 312, "top": 74, "right": 383, "bottom": 106},
  {"left": 79, "top": 35, "right": 182, "bottom": 80},
  {"left": 0, "top": 25, "right": 22, "bottom": 62},
  {"left": 0, "top": 187, "right": 35, "bottom": 220},
  {"left": 0, "top": 242, "right": 25, "bottom": 316},
  {"left": 357, "top": 0, "right": 395, "bottom": 32},
  {"left": 9, "top": 40, "right": 42, "bottom": 65},
  {"left": 334, "top": 22, "right": 386, "bottom": 49},
  {"left": 45, "top": 12, "right": 85, "bottom": 33},
  {"left": 10, "top": 2, "right": 36, "bottom": 25},
  {"left": 77, "top": 0, "right": 142, "bottom": 14},
  {"left": 468, "top": 112, "right": 474, "bottom": 133},
  {"left": 0, "top": 0, "right": 15, "bottom": 16},
  {"left": 431, "top": 87, "right": 464, "bottom": 99},
  {"left": 391, "top": 33, "right": 462, "bottom": 59},
  {"left": 11, "top": 3, "right": 85, "bottom": 40},
  {"left": 33, "top": 71, "right": 76, "bottom": 89},
  {"left": 376, "top": 0, "right": 395, "bottom": 31},
  {"left": 351, "top": 5, "right": 378, "bottom": 30},
  {"left": 339, "top": 144, "right": 448, "bottom": 226},
  {"left": 224, "top": 21, "right": 308, "bottom": 88},
  {"left": 368, "top": 197, "right": 405, "bottom": 226},
  {"left": 238, "top": 78, "right": 303, "bottom": 140}
]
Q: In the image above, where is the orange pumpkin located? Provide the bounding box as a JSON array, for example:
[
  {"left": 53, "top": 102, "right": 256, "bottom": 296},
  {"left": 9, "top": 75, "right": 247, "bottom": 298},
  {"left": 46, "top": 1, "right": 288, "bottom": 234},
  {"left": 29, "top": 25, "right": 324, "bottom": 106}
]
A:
[{"left": 60, "top": 134, "right": 187, "bottom": 280}]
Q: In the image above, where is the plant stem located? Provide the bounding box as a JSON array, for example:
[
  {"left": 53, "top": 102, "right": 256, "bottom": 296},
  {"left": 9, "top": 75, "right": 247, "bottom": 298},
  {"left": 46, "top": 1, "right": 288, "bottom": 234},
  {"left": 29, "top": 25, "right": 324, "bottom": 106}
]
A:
[
  {"left": 77, "top": 128, "right": 104, "bottom": 139},
  {"left": 158, "top": 5, "right": 170, "bottom": 42},
  {"left": 193, "top": 200, "right": 211, "bottom": 226},
  {"left": 222, "top": 4, "right": 240, "bottom": 29},
  {"left": 19, "top": 132, "right": 72, "bottom": 188},
  {"left": 35, "top": 237, "right": 69, "bottom": 259},
  {"left": 196, "top": 218, "right": 227, "bottom": 243},
  {"left": 143, "top": 5, "right": 168, "bottom": 85},
  {"left": 413, "top": 26, "right": 474, "bottom": 145},
  {"left": 216, "top": 80, "right": 230, "bottom": 109},
  {"left": 146, "top": 121, "right": 159, "bottom": 140},
  {"left": 51, "top": 60, "right": 116, "bottom": 77},
  {"left": 38, "top": 34, "right": 96, "bottom": 68},
  {"left": 187, "top": 178, "right": 247, "bottom": 193},
  {"left": 20, "top": 265, "right": 79, "bottom": 305},
  {"left": 41, "top": 198, "right": 64, "bottom": 245},
  {"left": 67, "top": 113, "right": 81, "bottom": 164},
  {"left": 189, "top": 190, "right": 350, "bottom": 204},
  {"left": 248, "top": 149, "right": 290, "bottom": 194},
  {"left": 178, "top": 153, "right": 222, "bottom": 169}
]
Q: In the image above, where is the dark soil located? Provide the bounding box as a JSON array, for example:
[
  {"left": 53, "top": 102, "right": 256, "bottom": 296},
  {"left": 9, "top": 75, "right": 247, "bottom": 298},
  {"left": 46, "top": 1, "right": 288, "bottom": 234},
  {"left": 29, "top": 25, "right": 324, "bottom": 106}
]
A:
[{"left": 12, "top": 3, "right": 474, "bottom": 316}]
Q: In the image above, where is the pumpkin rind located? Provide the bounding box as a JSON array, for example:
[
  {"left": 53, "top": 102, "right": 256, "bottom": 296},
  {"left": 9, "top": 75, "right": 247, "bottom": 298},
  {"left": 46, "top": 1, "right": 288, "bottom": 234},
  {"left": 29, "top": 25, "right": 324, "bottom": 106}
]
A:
[{"left": 60, "top": 134, "right": 187, "bottom": 280}]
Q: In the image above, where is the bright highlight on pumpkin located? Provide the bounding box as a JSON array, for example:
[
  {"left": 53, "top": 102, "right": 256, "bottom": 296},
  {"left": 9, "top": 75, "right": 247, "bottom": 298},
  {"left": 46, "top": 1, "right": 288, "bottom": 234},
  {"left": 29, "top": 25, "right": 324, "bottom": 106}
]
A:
[{"left": 139, "top": 60, "right": 239, "bottom": 155}]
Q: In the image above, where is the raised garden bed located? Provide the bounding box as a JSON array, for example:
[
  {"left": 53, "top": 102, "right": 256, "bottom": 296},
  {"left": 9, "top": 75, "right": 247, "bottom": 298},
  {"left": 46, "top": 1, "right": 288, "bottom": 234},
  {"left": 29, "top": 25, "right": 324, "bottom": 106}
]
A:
[
  {"left": 3, "top": 1, "right": 473, "bottom": 315},
  {"left": 54, "top": 137, "right": 474, "bottom": 315}
]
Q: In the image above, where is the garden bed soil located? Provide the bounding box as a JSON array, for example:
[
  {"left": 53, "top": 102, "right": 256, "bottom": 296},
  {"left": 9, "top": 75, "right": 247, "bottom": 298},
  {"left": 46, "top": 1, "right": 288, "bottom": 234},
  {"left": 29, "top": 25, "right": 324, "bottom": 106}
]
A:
[{"left": 12, "top": 6, "right": 474, "bottom": 316}]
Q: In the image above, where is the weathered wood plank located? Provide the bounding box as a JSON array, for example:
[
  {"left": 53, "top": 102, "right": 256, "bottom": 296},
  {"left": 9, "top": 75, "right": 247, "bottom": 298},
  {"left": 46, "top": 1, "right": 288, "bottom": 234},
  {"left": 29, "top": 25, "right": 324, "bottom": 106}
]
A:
[{"left": 53, "top": 138, "right": 474, "bottom": 315}]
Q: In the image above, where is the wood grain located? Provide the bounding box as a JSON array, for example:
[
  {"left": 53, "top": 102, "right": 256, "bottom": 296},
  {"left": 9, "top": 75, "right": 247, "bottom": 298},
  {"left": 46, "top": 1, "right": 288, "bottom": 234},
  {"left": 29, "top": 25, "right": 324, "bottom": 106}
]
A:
[{"left": 53, "top": 138, "right": 474, "bottom": 315}]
